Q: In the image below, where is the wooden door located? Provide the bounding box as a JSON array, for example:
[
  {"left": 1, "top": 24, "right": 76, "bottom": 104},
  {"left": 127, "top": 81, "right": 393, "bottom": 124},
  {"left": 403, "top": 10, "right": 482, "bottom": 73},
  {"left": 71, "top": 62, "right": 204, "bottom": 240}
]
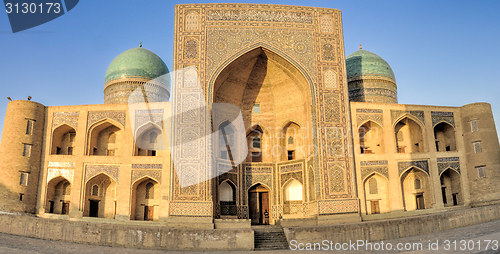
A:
[
  {"left": 144, "top": 206, "right": 154, "bottom": 221},
  {"left": 249, "top": 192, "right": 259, "bottom": 223},
  {"left": 416, "top": 194, "right": 425, "bottom": 210},
  {"left": 89, "top": 200, "right": 99, "bottom": 217},
  {"left": 62, "top": 202, "right": 69, "bottom": 215},
  {"left": 370, "top": 201, "right": 380, "bottom": 214},
  {"left": 260, "top": 192, "right": 269, "bottom": 224}
]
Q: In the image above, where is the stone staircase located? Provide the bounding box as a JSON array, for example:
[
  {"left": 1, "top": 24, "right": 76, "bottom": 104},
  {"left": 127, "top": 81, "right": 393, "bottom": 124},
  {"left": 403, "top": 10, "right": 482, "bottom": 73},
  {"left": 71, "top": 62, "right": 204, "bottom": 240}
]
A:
[{"left": 253, "top": 225, "right": 289, "bottom": 251}]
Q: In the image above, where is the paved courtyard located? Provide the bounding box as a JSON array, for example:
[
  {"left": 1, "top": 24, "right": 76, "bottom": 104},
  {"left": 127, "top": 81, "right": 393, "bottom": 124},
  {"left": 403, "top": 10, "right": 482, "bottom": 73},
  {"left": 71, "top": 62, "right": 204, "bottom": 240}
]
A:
[{"left": 1, "top": 220, "right": 500, "bottom": 253}]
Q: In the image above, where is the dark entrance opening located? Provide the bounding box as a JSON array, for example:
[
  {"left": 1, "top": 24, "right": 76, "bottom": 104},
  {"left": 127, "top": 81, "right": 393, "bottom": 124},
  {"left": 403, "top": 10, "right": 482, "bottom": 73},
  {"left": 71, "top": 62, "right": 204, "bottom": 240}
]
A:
[
  {"left": 144, "top": 206, "right": 154, "bottom": 221},
  {"left": 62, "top": 202, "right": 69, "bottom": 215},
  {"left": 452, "top": 193, "right": 458, "bottom": 206},
  {"left": 49, "top": 201, "right": 54, "bottom": 213},
  {"left": 441, "top": 187, "right": 447, "bottom": 204},
  {"left": 416, "top": 194, "right": 425, "bottom": 210},
  {"left": 89, "top": 200, "right": 99, "bottom": 217},
  {"left": 248, "top": 184, "right": 270, "bottom": 225}
]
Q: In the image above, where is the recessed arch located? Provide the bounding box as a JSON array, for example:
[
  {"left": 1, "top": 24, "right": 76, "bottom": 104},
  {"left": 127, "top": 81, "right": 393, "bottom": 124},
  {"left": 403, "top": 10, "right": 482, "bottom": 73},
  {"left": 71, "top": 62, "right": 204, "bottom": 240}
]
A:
[
  {"left": 248, "top": 183, "right": 271, "bottom": 224},
  {"left": 440, "top": 168, "right": 462, "bottom": 206},
  {"left": 87, "top": 119, "right": 123, "bottom": 156},
  {"left": 130, "top": 176, "right": 159, "bottom": 221},
  {"left": 51, "top": 124, "right": 76, "bottom": 155},
  {"left": 45, "top": 176, "right": 71, "bottom": 215},
  {"left": 394, "top": 116, "right": 424, "bottom": 153},
  {"left": 434, "top": 122, "right": 456, "bottom": 152},
  {"left": 400, "top": 167, "right": 432, "bottom": 211},
  {"left": 358, "top": 120, "right": 385, "bottom": 154},
  {"left": 219, "top": 180, "right": 237, "bottom": 216},
  {"left": 84, "top": 173, "right": 117, "bottom": 218},
  {"left": 134, "top": 121, "right": 164, "bottom": 156},
  {"left": 363, "top": 173, "right": 389, "bottom": 214}
]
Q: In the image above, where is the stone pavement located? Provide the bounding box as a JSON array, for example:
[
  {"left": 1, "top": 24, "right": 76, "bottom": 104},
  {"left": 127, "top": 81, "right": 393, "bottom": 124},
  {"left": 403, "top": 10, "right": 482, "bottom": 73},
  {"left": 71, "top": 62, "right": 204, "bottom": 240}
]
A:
[{"left": 2, "top": 220, "right": 500, "bottom": 253}]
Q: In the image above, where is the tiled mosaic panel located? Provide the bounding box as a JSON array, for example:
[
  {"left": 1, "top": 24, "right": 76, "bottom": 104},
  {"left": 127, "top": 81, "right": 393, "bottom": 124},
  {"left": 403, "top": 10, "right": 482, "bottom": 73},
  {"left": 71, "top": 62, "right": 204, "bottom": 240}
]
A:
[
  {"left": 271, "top": 205, "right": 283, "bottom": 219},
  {"left": 391, "top": 110, "right": 425, "bottom": 125},
  {"left": 245, "top": 174, "right": 272, "bottom": 191},
  {"left": 279, "top": 161, "right": 303, "bottom": 173},
  {"left": 398, "top": 160, "right": 429, "bottom": 176},
  {"left": 169, "top": 201, "right": 212, "bottom": 217},
  {"left": 307, "top": 201, "right": 318, "bottom": 215},
  {"left": 181, "top": 94, "right": 200, "bottom": 123},
  {"left": 206, "top": 9, "right": 313, "bottom": 23},
  {"left": 357, "top": 112, "right": 383, "bottom": 127},
  {"left": 321, "top": 38, "right": 336, "bottom": 61},
  {"left": 237, "top": 205, "right": 249, "bottom": 219},
  {"left": 324, "top": 94, "right": 340, "bottom": 123},
  {"left": 47, "top": 168, "right": 74, "bottom": 183},
  {"left": 218, "top": 172, "right": 238, "bottom": 187},
  {"left": 85, "top": 164, "right": 119, "bottom": 183},
  {"left": 431, "top": 111, "right": 455, "bottom": 127},
  {"left": 349, "top": 88, "right": 397, "bottom": 101},
  {"left": 327, "top": 163, "right": 345, "bottom": 193},
  {"left": 308, "top": 165, "right": 315, "bottom": 202},
  {"left": 360, "top": 160, "right": 388, "bottom": 166},
  {"left": 323, "top": 69, "right": 338, "bottom": 90},
  {"left": 184, "top": 11, "right": 200, "bottom": 31},
  {"left": 131, "top": 170, "right": 162, "bottom": 184},
  {"left": 437, "top": 157, "right": 460, "bottom": 175},
  {"left": 361, "top": 167, "right": 389, "bottom": 180},
  {"left": 245, "top": 165, "right": 272, "bottom": 174},
  {"left": 131, "top": 164, "right": 163, "bottom": 169},
  {"left": 220, "top": 201, "right": 237, "bottom": 216},
  {"left": 181, "top": 129, "right": 199, "bottom": 159},
  {"left": 184, "top": 38, "right": 199, "bottom": 60},
  {"left": 281, "top": 171, "right": 303, "bottom": 186},
  {"left": 319, "top": 14, "right": 334, "bottom": 33},
  {"left": 52, "top": 112, "right": 79, "bottom": 129},
  {"left": 87, "top": 111, "right": 126, "bottom": 129},
  {"left": 325, "top": 127, "right": 343, "bottom": 157},
  {"left": 318, "top": 199, "right": 358, "bottom": 214},
  {"left": 206, "top": 27, "right": 316, "bottom": 82},
  {"left": 135, "top": 109, "right": 164, "bottom": 129},
  {"left": 283, "top": 201, "right": 303, "bottom": 215}
]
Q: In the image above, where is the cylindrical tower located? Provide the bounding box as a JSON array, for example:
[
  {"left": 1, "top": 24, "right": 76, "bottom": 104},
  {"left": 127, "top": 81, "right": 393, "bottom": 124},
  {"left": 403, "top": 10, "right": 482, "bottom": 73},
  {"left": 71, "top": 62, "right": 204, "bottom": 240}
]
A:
[
  {"left": 346, "top": 47, "right": 397, "bottom": 103},
  {"left": 0, "top": 100, "right": 45, "bottom": 213},
  {"left": 460, "top": 102, "right": 500, "bottom": 206},
  {"left": 104, "top": 47, "right": 171, "bottom": 104}
]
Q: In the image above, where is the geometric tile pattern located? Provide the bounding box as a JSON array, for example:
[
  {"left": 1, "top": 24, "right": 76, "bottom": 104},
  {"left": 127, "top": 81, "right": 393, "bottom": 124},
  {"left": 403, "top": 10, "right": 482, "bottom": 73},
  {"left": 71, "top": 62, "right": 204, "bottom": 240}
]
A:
[
  {"left": 325, "top": 127, "right": 344, "bottom": 157},
  {"left": 131, "top": 170, "right": 162, "bottom": 184},
  {"left": 184, "top": 38, "right": 199, "bottom": 59},
  {"left": 327, "top": 163, "right": 345, "bottom": 193},
  {"left": 437, "top": 157, "right": 460, "bottom": 175},
  {"left": 324, "top": 94, "right": 340, "bottom": 123},
  {"left": 431, "top": 111, "right": 455, "bottom": 127},
  {"left": 391, "top": 110, "right": 425, "bottom": 125},
  {"left": 85, "top": 164, "right": 119, "bottom": 183},
  {"left": 185, "top": 11, "right": 200, "bottom": 31},
  {"left": 279, "top": 161, "right": 303, "bottom": 173},
  {"left": 237, "top": 205, "right": 249, "bottom": 219},
  {"left": 87, "top": 111, "right": 126, "bottom": 129},
  {"left": 135, "top": 109, "right": 164, "bottom": 129},
  {"left": 361, "top": 166, "right": 389, "bottom": 180},
  {"left": 281, "top": 171, "right": 303, "bottom": 186},
  {"left": 323, "top": 69, "right": 337, "bottom": 89},
  {"left": 398, "top": 160, "right": 429, "bottom": 176},
  {"left": 169, "top": 201, "right": 212, "bottom": 217},
  {"left": 321, "top": 38, "right": 336, "bottom": 61},
  {"left": 318, "top": 199, "right": 358, "bottom": 215},
  {"left": 356, "top": 110, "right": 383, "bottom": 127},
  {"left": 52, "top": 111, "right": 79, "bottom": 129},
  {"left": 319, "top": 15, "right": 334, "bottom": 33},
  {"left": 131, "top": 164, "right": 163, "bottom": 169},
  {"left": 360, "top": 160, "right": 388, "bottom": 166}
]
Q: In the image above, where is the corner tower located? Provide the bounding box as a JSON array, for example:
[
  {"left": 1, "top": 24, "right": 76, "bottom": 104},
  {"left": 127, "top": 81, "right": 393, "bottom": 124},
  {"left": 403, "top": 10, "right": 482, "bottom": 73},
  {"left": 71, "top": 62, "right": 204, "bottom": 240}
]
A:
[
  {"left": 104, "top": 46, "right": 170, "bottom": 104},
  {"left": 346, "top": 46, "right": 397, "bottom": 103}
]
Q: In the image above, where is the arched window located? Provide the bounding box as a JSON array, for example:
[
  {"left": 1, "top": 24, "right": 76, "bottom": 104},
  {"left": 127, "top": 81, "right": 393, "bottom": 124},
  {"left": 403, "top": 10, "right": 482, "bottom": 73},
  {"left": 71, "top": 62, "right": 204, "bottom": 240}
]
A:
[
  {"left": 288, "top": 136, "right": 294, "bottom": 145},
  {"left": 369, "top": 177, "right": 378, "bottom": 194},
  {"left": 62, "top": 182, "right": 71, "bottom": 195},
  {"left": 91, "top": 184, "right": 99, "bottom": 196},
  {"left": 145, "top": 182, "right": 154, "bottom": 199},
  {"left": 253, "top": 137, "right": 261, "bottom": 148},
  {"left": 414, "top": 178, "right": 421, "bottom": 189},
  {"left": 149, "top": 132, "right": 158, "bottom": 143}
]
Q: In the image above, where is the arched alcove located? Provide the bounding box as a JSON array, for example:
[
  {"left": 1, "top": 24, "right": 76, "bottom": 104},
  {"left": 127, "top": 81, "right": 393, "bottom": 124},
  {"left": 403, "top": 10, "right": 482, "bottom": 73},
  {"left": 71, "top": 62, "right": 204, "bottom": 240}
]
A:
[
  {"left": 131, "top": 177, "right": 159, "bottom": 221},
  {"left": 248, "top": 183, "right": 270, "bottom": 224},
  {"left": 400, "top": 168, "right": 431, "bottom": 211},
  {"left": 247, "top": 125, "right": 264, "bottom": 162},
  {"left": 88, "top": 121, "right": 122, "bottom": 156},
  {"left": 359, "top": 121, "right": 384, "bottom": 154},
  {"left": 283, "top": 179, "right": 303, "bottom": 216},
  {"left": 84, "top": 173, "right": 117, "bottom": 218},
  {"left": 282, "top": 122, "right": 302, "bottom": 161},
  {"left": 363, "top": 174, "right": 389, "bottom": 214},
  {"left": 45, "top": 176, "right": 71, "bottom": 214},
  {"left": 395, "top": 117, "right": 424, "bottom": 153},
  {"left": 212, "top": 47, "right": 314, "bottom": 163},
  {"left": 134, "top": 122, "right": 164, "bottom": 156},
  {"left": 219, "top": 180, "right": 237, "bottom": 216},
  {"left": 51, "top": 124, "right": 76, "bottom": 155},
  {"left": 434, "top": 122, "right": 456, "bottom": 152},
  {"left": 440, "top": 168, "right": 462, "bottom": 206}
]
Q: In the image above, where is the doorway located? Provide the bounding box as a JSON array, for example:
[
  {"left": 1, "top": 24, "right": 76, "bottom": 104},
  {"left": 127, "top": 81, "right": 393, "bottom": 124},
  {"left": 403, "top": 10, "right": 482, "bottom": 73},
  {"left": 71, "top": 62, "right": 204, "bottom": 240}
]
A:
[
  {"left": 248, "top": 184, "right": 270, "bottom": 225},
  {"left": 416, "top": 194, "right": 425, "bottom": 210},
  {"left": 62, "top": 202, "right": 69, "bottom": 215},
  {"left": 144, "top": 206, "right": 154, "bottom": 221},
  {"left": 370, "top": 200, "right": 380, "bottom": 214},
  {"left": 89, "top": 200, "right": 99, "bottom": 217}
]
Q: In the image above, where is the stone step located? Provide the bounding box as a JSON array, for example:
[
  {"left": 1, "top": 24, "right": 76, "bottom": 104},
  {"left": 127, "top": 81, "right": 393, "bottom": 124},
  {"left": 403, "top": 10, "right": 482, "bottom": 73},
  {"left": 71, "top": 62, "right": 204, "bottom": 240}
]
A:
[{"left": 253, "top": 226, "right": 289, "bottom": 251}]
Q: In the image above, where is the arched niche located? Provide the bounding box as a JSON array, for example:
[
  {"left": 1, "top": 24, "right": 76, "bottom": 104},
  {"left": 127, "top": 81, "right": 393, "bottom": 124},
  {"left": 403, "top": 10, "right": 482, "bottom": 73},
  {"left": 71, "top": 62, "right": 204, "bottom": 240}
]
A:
[
  {"left": 45, "top": 176, "right": 71, "bottom": 214},
  {"left": 282, "top": 122, "right": 303, "bottom": 161},
  {"left": 84, "top": 173, "right": 117, "bottom": 218},
  {"left": 51, "top": 124, "right": 76, "bottom": 155},
  {"left": 400, "top": 167, "right": 431, "bottom": 211},
  {"left": 363, "top": 174, "right": 389, "bottom": 214},
  {"left": 395, "top": 117, "right": 424, "bottom": 153},
  {"left": 131, "top": 177, "right": 159, "bottom": 221},
  {"left": 248, "top": 183, "right": 270, "bottom": 224},
  {"left": 212, "top": 47, "right": 314, "bottom": 163},
  {"left": 88, "top": 120, "right": 122, "bottom": 156},
  {"left": 218, "top": 121, "right": 237, "bottom": 161},
  {"left": 134, "top": 122, "right": 164, "bottom": 156},
  {"left": 434, "top": 122, "right": 456, "bottom": 152},
  {"left": 358, "top": 121, "right": 385, "bottom": 154},
  {"left": 283, "top": 179, "right": 303, "bottom": 216},
  {"left": 440, "top": 168, "right": 462, "bottom": 206},
  {"left": 246, "top": 125, "right": 264, "bottom": 162},
  {"left": 219, "top": 180, "right": 237, "bottom": 216}
]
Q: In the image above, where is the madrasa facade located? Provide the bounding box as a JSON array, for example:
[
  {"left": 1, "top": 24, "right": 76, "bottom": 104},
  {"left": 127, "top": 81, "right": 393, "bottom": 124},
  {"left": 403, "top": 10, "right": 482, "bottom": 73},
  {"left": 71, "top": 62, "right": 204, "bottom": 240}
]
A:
[{"left": 1, "top": 3, "right": 500, "bottom": 227}]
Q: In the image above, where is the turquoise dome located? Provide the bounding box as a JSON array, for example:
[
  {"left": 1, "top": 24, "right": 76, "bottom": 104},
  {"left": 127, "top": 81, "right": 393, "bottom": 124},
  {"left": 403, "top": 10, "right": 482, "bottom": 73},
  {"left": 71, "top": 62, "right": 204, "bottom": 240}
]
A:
[
  {"left": 346, "top": 50, "right": 395, "bottom": 81},
  {"left": 104, "top": 47, "right": 169, "bottom": 84}
]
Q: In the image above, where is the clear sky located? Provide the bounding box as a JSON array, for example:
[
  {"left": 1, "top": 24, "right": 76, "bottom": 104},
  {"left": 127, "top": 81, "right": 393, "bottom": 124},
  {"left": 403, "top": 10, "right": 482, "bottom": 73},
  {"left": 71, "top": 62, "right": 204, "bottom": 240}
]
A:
[{"left": 1, "top": 0, "right": 499, "bottom": 140}]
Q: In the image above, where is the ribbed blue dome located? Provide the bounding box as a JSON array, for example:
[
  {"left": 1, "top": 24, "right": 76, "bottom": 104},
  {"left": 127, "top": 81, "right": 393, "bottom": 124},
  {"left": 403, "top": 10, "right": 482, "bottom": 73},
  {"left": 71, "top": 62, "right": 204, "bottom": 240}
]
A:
[{"left": 346, "top": 50, "right": 395, "bottom": 81}]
